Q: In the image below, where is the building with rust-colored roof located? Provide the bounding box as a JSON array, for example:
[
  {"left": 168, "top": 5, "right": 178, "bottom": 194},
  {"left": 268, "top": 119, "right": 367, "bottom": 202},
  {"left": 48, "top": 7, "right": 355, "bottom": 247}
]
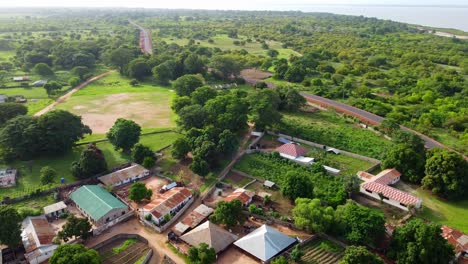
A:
[
  {"left": 98, "top": 164, "right": 149, "bottom": 187},
  {"left": 223, "top": 188, "right": 254, "bottom": 206},
  {"left": 142, "top": 187, "right": 192, "bottom": 225},
  {"left": 442, "top": 225, "right": 468, "bottom": 263},
  {"left": 357, "top": 169, "right": 421, "bottom": 211},
  {"left": 275, "top": 143, "right": 309, "bottom": 159},
  {"left": 172, "top": 204, "right": 214, "bottom": 236},
  {"left": 21, "top": 215, "right": 58, "bottom": 264}
]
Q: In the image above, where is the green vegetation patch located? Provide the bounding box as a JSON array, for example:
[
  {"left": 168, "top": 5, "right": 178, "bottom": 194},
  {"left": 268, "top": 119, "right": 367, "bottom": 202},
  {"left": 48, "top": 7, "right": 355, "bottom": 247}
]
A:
[
  {"left": 113, "top": 239, "right": 138, "bottom": 254},
  {"left": 276, "top": 111, "right": 391, "bottom": 158}
]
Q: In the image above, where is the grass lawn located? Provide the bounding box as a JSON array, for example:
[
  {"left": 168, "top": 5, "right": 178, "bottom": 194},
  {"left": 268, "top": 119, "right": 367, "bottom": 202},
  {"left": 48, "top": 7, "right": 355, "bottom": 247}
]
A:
[
  {"left": 161, "top": 34, "right": 301, "bottom": 59},
  {"left": 57, "top": 72, "right": 177, "bottom": 133},
  {"left": 427, "top": 127, "right": 467, "bottom": 156},
  {"left": 395, "top": 182, "right": 468, "bottom": 232},
  {"left": 0, "top": 132, "right": 180, "bottom": 200}
]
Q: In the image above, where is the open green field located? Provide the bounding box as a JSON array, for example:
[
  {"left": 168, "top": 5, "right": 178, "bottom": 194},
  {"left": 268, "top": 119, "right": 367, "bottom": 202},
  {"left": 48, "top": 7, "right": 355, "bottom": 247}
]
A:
[
  {"left": 395, "top": 182, "right": 468, "bottom": 232},
  {"left": 160, "top": 34, "right": 301, "bottom": 59},
  {"left": 56, "top": 72, "right": 177, "bottom": 134},
  {"left": 0, "top": 131, "right": 180, "bottom": 200},
  {"left": 299, "top": 237, "right": 344, "bottom": 264},
  {"left": 277, "top": 110, "right": 391, "bottom": 159}
]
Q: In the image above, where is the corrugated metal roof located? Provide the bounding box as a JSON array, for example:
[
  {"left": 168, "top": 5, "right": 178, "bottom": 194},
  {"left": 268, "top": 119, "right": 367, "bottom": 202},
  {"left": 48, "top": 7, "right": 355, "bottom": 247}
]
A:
[
  {"left": 180, "top": 221, "right": 238, "bottom": 253},
  {"left": 70, "top": 185, "right": 127, "bottom": 221},
  {"left": 43, "top": 201, "right": 67, "bottom": 215},
  {"left": 234, "top": 225, "right": 296, "bottom": 261},
  {"left": 173, "top": 204, "right": 214, "bottom": 235},
  {"left": 223, "top": 188, "right": 254, "bottom": 205},
  {"left": 21, "top": 215, "right": 56, "bottom": 253},
  {"left": 143, "top": 187, "right": 192, "bottom": 218},
  {"left": 98, "top": 164, "right": 148, "bottom": 186}
]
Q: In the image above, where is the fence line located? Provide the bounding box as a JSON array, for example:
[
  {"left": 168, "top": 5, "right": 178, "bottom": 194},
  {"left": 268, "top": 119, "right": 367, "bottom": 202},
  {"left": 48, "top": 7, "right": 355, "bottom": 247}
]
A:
[{"left": 75, "top": 129, "right": 178, "bottom": 146}]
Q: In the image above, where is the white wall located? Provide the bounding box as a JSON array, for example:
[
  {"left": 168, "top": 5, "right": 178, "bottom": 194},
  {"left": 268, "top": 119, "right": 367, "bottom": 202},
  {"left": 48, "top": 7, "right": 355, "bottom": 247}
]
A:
[{"left": 359, "top": 186, "right": 416, "bottom": 211}]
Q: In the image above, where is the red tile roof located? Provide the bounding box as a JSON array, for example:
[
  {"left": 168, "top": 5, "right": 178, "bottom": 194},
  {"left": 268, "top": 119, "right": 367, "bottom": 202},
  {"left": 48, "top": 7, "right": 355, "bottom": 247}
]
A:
[
  {"left": 223, "top": 188, "right": 254, "bottom": 205},
  {"left": 374, "top": 169, "right": 401, "bottom": 185},
  {"left": 275, "top": 143, "right": 308, "bottom": 158},
  {"left": 362, "top": 181, "right": 421, "bottom": 205},
  {"left": 442, "top": 225, "right": 468, "bottom": 254},
  {"left": 144, "top": 187, "right": 192, "bottom": 219}
]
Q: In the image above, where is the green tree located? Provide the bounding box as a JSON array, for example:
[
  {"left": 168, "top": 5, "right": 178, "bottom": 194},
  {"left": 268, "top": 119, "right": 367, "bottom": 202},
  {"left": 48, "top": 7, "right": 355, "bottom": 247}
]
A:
[
  {"left": 68, "top": 77, "right": 80, "bottom": 87},
  {"left": 129, "top": 182, "right": 153, "bottom": 202},
  {"left": 32, "top": 62, "right": 54, "bottom": 76},
  {"left": 388, "top": 219, "right": 454, "bottom": 264},
  {"left": 58, "top": 215, "right": 92, "bottom": 241},
  {"left": 381, "top": 144, "right": 425, "bottom": 183},
  {"left": 171, "top": 96, "right": 192, "bottom": 113},
  {"left": 340, "top": 246, "right": 384, "bottom": 264},
  {"left": 0, "top": 206, "right": 22, "bottom": 249},
  {"left": 152, "top": 60, "right": 176, "bottom": 85},
  {"left": 71, "top": 144, "right": 107, "bottom": 179},
  {"left": 343, "top": 175, "right": 361, "bottom": 198},
  {"left": 184, "top": 53, "right": 206, "bottom": 75},
  {"left": 107, "top": 47, "right": 134, "bottom": 74},
  {"left": 275, "top": 86, "right": 306, "bottom": 112},
  {"left": 210, "top": 200, "right": 243, "bottom": 228},
  {"left": 50, "top": 244, "right": 101, "bottom": 264},
  {"left": 191, "top": 86, "right": 217, "bottom": 106},
  {"left": 142, "top": 156, "right": 156, "bottom": 169},
  {"left": 177, "top": 105, "right": 207, "bottom": 130},
  {"left": 334, "top": 200, "right": 385, "bottom": 245},
  {"left": 44, "top": 81, "right": 63, "bottom": 96},
  {"left": 0, "top": 115, "right": 41, "bottom": 160},
  {"left": 131, "top": 143, "right": 154, "bottom": 164},
  {"left": 292, "top": 198, "right": 334, "bottom": 233},
  {"left": 271, "top": 256, "right": 288, "bottom": 264},
  {"left": 171, "top": 137, "right": 191, "bottom": 160},
  {"left": 248, "top": 89, "right": 282, "bottom": 130},
  {"left": 217, "top": 129, "right": 239, "bottom": 155},
  {"left": 40, "top": 166, "right": 57, "bottom": 185},
  {"left": 290, "top": 245, "right": 304, "bottom": 262},
  {"left": 422, "top": 148, "right": 467, "bottom": 200},
  {"left": 127, "top": 58, "right": 151, "bottom": 81},
  {"left": 211, "top": 54, "right": 241, "bottom": 79},
  {"left": 107, "top": 118, "right": 141, "bottom": 152},
  {"left": 71, "top": 66, "right": 89, "bottom": 80},
  {"left": 380, "top": 118, "right": 400, "bottom": 135},
  {"left": 0, "top": 103, "right": 27, "bottom": 125},
  {"left": 281, "top": 172, "right": 314, "bottom": 201},
  {"left": 187, "top": 243, "right": 216, "bottom": 264},
  {"left": 172, "top": 74, "right": 205, "bottom": 96},
  {"left": 189, "top": 156, "right": 210, "bottom": 176}
]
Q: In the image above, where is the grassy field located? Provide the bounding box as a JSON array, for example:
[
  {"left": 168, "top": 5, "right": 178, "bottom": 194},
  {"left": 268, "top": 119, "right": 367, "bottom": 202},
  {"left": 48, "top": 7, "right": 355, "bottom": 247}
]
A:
[
  {"left": 0, "top": 131, "right": 180, "bottom": 200},
  {"left": 160, "top": 34, "right": 301, "bottom": 59},
  {"left": 56, "top": 72, "right": 177, "bottom": 133},
  {"left": 394, "top": 182, "right": 468, "bottom": 232}
]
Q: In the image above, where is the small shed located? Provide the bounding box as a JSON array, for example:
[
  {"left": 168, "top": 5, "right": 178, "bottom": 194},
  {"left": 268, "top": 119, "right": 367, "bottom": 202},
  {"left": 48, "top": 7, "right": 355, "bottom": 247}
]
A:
[
  {"left": 12, "top": 76, "right": 30, "bottom": 82},
  {"left": 32, "top": 80, "right": 47, "bottom": 87},
  {"left": 277, "top": 137, "right": 292, "bottom": 144},
  {"left": 263, "top": 180, "right": 275, "bottom": 189},
  {"left": 326, "top": 148, "right": 341, "bottom": 155},
  {"left": 43, "top": 201, "right": 67, "bottom": 218}
]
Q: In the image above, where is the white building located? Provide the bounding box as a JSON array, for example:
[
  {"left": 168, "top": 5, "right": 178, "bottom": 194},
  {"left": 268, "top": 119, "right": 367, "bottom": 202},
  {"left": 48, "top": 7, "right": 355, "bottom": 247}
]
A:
[
  {"left": 43, "top": 201, "right": 67, "bottom": 218},
  {"left": 275, "top": 143, "right": 340, "bottom": 174},
  {"left": 141, "top": 187, "right": 192, "bottom": 225},
  {"left": 21, "top": 216, "right": 58, "bottom": 264},
  {"left": 358, "top": 169, "right": 422, "bottom": 211},
  {"left": 98, "top": 164, "right": 149, "bottom": 187}
]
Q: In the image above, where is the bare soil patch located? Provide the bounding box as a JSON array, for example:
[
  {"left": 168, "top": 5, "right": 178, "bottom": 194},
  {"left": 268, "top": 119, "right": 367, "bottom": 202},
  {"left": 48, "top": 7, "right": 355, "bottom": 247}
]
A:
[{"left": 240, "top": 69, "right": 273, "bottom": 80}]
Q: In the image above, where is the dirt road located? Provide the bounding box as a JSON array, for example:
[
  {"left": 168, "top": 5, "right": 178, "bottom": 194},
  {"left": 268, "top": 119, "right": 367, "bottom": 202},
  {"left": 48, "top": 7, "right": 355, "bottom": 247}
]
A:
[
  {"left": 129, "top": 20, "right": 153, "bottom": 54},
  {"left": 33, "top": 71, "right": 113, "bottom": 117}
]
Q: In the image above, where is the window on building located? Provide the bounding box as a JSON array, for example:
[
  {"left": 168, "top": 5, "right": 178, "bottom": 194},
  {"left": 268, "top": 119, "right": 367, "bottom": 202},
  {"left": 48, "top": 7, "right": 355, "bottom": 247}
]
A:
[{"left": 365, "top": 189, "right": 372, "bottom": 194}]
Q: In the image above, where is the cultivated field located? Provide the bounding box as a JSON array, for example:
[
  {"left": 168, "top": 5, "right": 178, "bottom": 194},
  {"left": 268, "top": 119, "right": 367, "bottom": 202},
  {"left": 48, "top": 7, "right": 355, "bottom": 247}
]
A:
[
  {"left": 97, "top": 238, "right": 150, "bottom": 264},
  {"left": 56, "top": 72, "right": 177, "bottom": 133},
  {"left": 299, "top": 237, "right": 344, "bottom": 264}
]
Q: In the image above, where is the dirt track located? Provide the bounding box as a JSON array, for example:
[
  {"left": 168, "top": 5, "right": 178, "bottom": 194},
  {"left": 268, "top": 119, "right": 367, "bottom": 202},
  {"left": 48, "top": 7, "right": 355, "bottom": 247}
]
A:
[{"left": 33, "top": 71, "right": 114, "bottom": 117}]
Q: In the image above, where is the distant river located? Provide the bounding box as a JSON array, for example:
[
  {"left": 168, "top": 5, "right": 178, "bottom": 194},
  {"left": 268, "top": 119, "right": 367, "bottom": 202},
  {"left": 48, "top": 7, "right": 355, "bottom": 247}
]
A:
[{"left": 266, "top": 5, "right": 468, "bottom": 32}]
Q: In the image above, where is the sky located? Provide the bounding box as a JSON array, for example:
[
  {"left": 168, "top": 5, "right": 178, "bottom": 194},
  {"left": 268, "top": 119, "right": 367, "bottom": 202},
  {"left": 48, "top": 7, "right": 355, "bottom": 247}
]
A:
[{"left": 0, "top": 0, "right": 467, "bottom": 9}]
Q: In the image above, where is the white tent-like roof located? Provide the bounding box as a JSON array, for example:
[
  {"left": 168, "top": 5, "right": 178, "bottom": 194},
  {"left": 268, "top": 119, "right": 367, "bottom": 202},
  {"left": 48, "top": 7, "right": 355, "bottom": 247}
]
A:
[{"left": 234, "top": 225, "right": 296, "bottom": 261}]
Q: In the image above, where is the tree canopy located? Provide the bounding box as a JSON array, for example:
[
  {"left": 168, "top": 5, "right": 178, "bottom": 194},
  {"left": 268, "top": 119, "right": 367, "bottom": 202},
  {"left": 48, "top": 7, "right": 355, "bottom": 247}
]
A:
[
  {"left": 210, "top": 199, "right": 243, "bottom": 228},
  {"left": 50, "top": 244, "right": 101, "bottom": 264},
  {"left": 339, "top": 246, "right": 384, "bottom": 264},
  {"left": 107, "top": 118, "right": 141, "bottom": 152},
  {"left": 0, "top": 206, "right": 22, "bottom": 248},
  {"left": 129, "top": 182, "right": 153, "bottom": 203}
]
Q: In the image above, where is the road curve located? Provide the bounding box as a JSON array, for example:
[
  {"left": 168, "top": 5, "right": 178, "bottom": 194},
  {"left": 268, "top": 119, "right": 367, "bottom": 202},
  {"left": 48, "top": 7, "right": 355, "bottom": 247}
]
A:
[
  {"left": 33, "top": 71, "right": 114, "bottom": 117},
  {"left": 129, "top": 20, "right": 153, "bottom": 54}
]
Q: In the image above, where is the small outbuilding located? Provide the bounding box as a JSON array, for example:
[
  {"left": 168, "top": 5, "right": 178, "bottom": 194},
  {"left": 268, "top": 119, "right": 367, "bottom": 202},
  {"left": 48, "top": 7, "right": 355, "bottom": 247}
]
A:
[
  {"left": 12, "top": 76, "right": 30, "bottom": 82},
  {"left": 43, "top": 201, "right": 67, "bottom": 218},
  {"left": 98, "top": 164, "right": 149, "bottom": 187},
  {"left": 0, "top": 168, "right": 17, "bottom": 188},
  {"left": 263, "top": 180, "right": 275, "bottom": 189},
  {"left": 32, "top": 80, "right": 48, "bottom": 87},
  {"left": 326, "top": 148, "right": 341, "bottom": 155},
  {"left": 172, "top": 204, "right": 214, "bottom": 236}
]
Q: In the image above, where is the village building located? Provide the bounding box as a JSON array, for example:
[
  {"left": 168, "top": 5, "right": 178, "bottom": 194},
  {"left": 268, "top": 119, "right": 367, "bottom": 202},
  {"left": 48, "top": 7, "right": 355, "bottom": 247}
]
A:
[
  {"left": 98, "top": 164, "right": 149, "bottom": 187},
  {"left": 172, "top": 204, "right": 214, "bottom": 236},
  {"left": 12, "top": 76, "right": 30, "bottom": 82},
  {"left": 357, "top": 169, "right": 422, "bottom": 211},
  {"left": 223, "top": 188, "right": 255, "bottom": 206},
  {"left": 70, "top": 185, "right": 129, "bottom": 226},
  {"left": 31, "top": 80, "right": 48, "bottom": 87},
  {"left": 275, "top": 143, "right": 340, "bottom": 174},
  {"left": 21, "top": 215, "right": 58, "bottom": 264},
  {"left": 180, "top": 221, "right": 238, "bottom": 254},
  {"left": 0, "top": 168, "right": 17, "bottom": 188},
  {"left": 141, "top": 187, "right": 192, "bottom": 225},
  {"left": 234, "top": 225, "right": 297, "bottom": 262},
  {"left": 0, "top": 94, "right": 7, "bottom": 103},
  {"left": 43, "top": 201, "right": 67, "bottom": 218},
  {"left": 441, "top": 225, "right": 468, "bottom": 263}
]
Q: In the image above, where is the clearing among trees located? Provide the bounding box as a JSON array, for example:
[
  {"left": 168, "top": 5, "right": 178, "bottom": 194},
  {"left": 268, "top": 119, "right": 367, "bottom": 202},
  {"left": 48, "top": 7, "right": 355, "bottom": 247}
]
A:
[{"left": 299, "top": 237, "right": 344, "bottom": 264}]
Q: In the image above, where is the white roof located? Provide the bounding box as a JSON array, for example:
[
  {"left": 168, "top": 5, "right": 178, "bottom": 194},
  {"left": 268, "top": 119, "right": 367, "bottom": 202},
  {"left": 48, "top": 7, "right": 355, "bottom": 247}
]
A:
[
  {"left": 251, "top": 131, "right": 263, "bottom": 137},
  {"left": 234, "top": 225, "right": 296, "bottom": 261},
  {"left": 323, "top": 165, "right": 340, "bottom": 174},
  {"left": 326, "top": 148, "right": 341, "bottom": 154},
  {"left": 295, "top": 156, "right": 314, "bottom": 163},
  {"left": 43, "top": 201, "right": 67, "bottom": 215},
  {"left": 263, "top": 180, "right": 275, "bottom": 187}
]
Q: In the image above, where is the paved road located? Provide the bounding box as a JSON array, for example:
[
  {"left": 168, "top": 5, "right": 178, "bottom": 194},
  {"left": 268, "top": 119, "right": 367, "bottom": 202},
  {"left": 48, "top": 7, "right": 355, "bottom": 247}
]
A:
[
  {"left": 129, "top": 20, "right": 153, "bottom": 54},
  {"left": 33, "top": 71, "right": 113, "bottom": 117}
]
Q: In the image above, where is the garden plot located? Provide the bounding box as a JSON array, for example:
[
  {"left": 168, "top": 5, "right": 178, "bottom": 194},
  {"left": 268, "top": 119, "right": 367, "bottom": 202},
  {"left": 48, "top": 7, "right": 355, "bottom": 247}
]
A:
[
  {"left": 300, "top": 237, "right": 344, "bottom": 264},
  {"left": 97, "top": 238, "right": 150, "bottom": 264}
]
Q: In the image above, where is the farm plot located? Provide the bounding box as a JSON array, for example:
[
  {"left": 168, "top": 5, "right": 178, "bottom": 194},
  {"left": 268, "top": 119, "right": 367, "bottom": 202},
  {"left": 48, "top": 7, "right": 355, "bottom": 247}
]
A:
[
  {"left": 98, "top": 238, "right": 150, "bottom": 264},
  {"left": 56, "top": 72, "right": 177, "bottom": 133},
  {"left": 299, "top": 238, "right": 344, "bottom": 264}
]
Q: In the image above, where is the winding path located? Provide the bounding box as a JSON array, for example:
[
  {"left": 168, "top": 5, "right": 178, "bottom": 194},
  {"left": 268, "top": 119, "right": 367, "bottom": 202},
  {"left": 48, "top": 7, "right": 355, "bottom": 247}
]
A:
[{"left": 33, "top": 71, "right": 113, "bottom": 117}]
